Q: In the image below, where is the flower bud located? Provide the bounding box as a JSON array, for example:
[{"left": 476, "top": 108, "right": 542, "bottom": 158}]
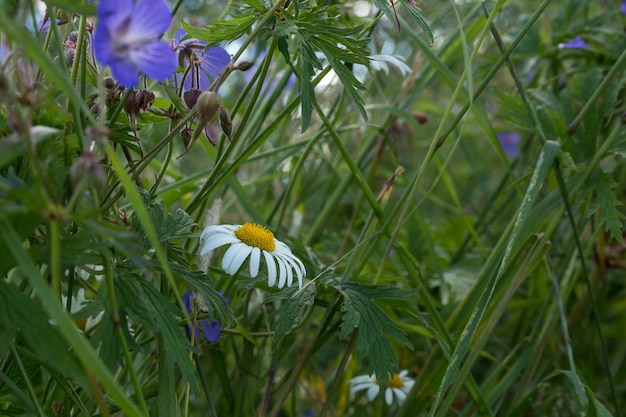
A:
[
  {"left": 183, "top": 88, "right": 202, "bottom": 109},
  {"left": 134, "top": 89, "right": 155, "bottom": 111},
  {"left": 181, "top": 126, "right": 192, "bottom": 148},
  {"left": 236, "top": 61, "right": 253, "bottom": 71},
  {"left": 103, "top": 77, "right": 116, "bottom": 89},
  {"left": 123, "top": 89, "right": 138, "bottom": 115},
  {"left": 196, "top": 91, "right": 221, "bottom": 123},
  {"left": 219, "top": 106, "right": 232, "bottom": 139}
]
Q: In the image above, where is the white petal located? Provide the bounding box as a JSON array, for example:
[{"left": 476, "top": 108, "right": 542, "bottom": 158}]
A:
[
  {"left": 222, "top": 243, "right": 251, "bottom": 274},
  {"left": 394, "top": 388, "right": 407, "bottom": 404},
  {"left": 200, "top": 234, "right": 239, "bottom": 256},
  {"left": 263, "top": 250, "right": 277, "bottom": 287},
  {"left": 403, "top": 380, "right": 415, "bottom": 392},
  {"left": 249, "top": 247, "right": 261, "bottom": 277},
  {"left": 200, "top": 224, "right": 237, "bottom": 240},
  {"left": 367, "top": 385, "right": 380, "bottom": 401},
  {"left": 350, "top": 382, "right": 371, "bottom": 393},
  {"left": 385, "top": 388, "right": 393, "bottom": 405},
  {"left": 276, "top": 257, "right": 287, "bottom": 288},
  {"left": 350, "top": 375, "right": 376, "bottom": 385}
]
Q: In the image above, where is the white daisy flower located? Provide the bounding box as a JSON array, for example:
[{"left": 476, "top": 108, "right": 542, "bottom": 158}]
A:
[
  {"left": 349, "top": 370, "right": 414, "bottom": 405},
  {"left": 200, "top": 223, "right": 306, "bottom": 289}
]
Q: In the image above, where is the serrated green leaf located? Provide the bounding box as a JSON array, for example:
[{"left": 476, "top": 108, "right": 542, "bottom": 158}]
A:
[
  {"left": 580, "top": 172, "right": 624, "bottom": 244},
  {"left": 402, "top": 1, "right": 433, "bottom": 44},
  {"left": 149, "top": 200, "right": 196, "bottom": 242},
  {"left": 242, "top": 0, "right": 267, "bottom": 13},
  {"left": 293, "top": 9, "right": 369, "bottom": 126},
  {"left": 335, "top": 283, "right": 412, "bottom": 385},
  {"left": 268, "top": 283, "right": 316, "bottom": 349},
  {"left": 183, "top": 15, "right": 257, "bottom": 42},
  {"left": 174, "top": 265, "right": 235, "bottom": 325}
]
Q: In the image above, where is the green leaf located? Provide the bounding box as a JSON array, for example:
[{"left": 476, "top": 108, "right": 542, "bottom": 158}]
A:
[
  {"left": 402, "top": 1, "right": 433, "bottom": 44},
  {"left": 0, "top": 281, "right": 86, "bottom": 384},
  {"left": 580, "top": 171, "right": 624, "bottom": 244},
  {"left": 131, "top": 274, "right": 199, "bottom": 393},
  {"left": 292, "top": 7, "right": 370, "bottom": 129},
  {"left": 335, "top": 282, "right": 413, "bottom": 385},
  {"left": 40, "top": 0, "right": 96, "bottom": 14},
  {"left": 268, "top": 283, "right": 316, "bottom": 349},
  {"left": 144, "top": 200, "right": 196, "bottom": 242},
  {"left": 174, "top": 265, "right": 235, "bottom": 325},
  {"left": 183, "top": 14, "right": 257, "bottom": 42}
]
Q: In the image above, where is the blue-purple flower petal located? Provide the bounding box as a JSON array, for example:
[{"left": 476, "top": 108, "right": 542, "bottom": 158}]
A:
[
  {"left": 97, "top": 0, "right": 133, "bottom": 29},
  {"left": 126, "top": 0, "right": 172, "bottom": 40},
  {"left": 109, "top": 58, "right": 141, "bottom": 88},
  {"left": 201, "top": 319, "right": 221, "bottom": 343},
  {"left": 496, "top": 131, "right": 520, "bottom": 158},
  {"left": 130, "top": 40, "right": 177, "bottom": 82},
  {"left": 559, "top": 36, "right": 588, "bottom": 50},
  {"left": 93, "top": 0, "right": 175, "bottom": 87},
  {"left": 201, "top": 47, "right": 231, "bottom": 77}
]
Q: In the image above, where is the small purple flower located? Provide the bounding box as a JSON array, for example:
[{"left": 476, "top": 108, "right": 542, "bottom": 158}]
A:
[
  {"left": 496, "top": 131, "right": 520, "bottom": 158},
  {"left": 558, "top": 36, "right": 588, "bottom": 50},
  {"left": 93, "top": 0, "right": 176, "bottom": 88},
  {"left": 171, "top": 28, "right": 230, "bottom": 91},
  {"left": 0, "top": 39, "right": 9, "bottom": 63},
  {"left": 183, "top": 290, "right": 227, "bottom": 343},
  {"left": 38, "top": 16, "right": 67, "bottom": 32},
  {"left": 621, "top": 1, "right": 626, "bottom": 15}
]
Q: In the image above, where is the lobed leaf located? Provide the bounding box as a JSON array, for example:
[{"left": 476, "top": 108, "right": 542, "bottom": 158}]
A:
[{"left": 335, "top": 282, "right": 412, "bottom": 385}]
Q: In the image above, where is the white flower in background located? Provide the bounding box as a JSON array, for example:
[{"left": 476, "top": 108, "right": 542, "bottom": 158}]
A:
[
  {"left": 369, "top": 54, "right": 412, "bottom": 76},
  {"left": 349, "top": 370, "right": 414, "bottom": 405},
  {"left": 200, "top": 223, "right": 306, "bottom": 288},
  {"left": 61, "top": 288, "right": 102, "bottom": 332}
]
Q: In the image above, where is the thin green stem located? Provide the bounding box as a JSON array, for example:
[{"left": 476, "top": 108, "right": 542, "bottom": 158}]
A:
[
  {"left": 103, "top": 257, "right": 149, "bottom": 416},
  {"left": 49, "top": 218, "right": 61, "bottom": 300}
]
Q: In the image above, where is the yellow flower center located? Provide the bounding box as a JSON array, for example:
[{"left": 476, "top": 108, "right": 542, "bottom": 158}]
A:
[
  {"left": 235, "top": 223, "right": 276, "bottom": 251},
  {"left": 386, "top": 373, "right": 405, "bottom": 389}
]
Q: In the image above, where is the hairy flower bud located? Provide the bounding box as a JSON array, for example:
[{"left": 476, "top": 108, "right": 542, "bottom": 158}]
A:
[{"left": 196, "top": 91, "right": 221, "bottom": 123}]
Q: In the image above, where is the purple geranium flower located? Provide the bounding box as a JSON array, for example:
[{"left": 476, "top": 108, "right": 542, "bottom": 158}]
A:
[
  {"left": 558, "top": 36, "right": 588, "bottom": 50},
  {"left": 496, "top": 131, "right": 520, "bottom": 158},
  {"left": 183, "top": 290, "right": 228, "bottom": 343},
  {"left": 171, "top": 28, "right": 230, "bottom": 91},
  {"left": 622, "top": 1, "right": 626, "bottom": 15},
  {"left": 93, "top": 0, "right": 176, "bottom": 88}
]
